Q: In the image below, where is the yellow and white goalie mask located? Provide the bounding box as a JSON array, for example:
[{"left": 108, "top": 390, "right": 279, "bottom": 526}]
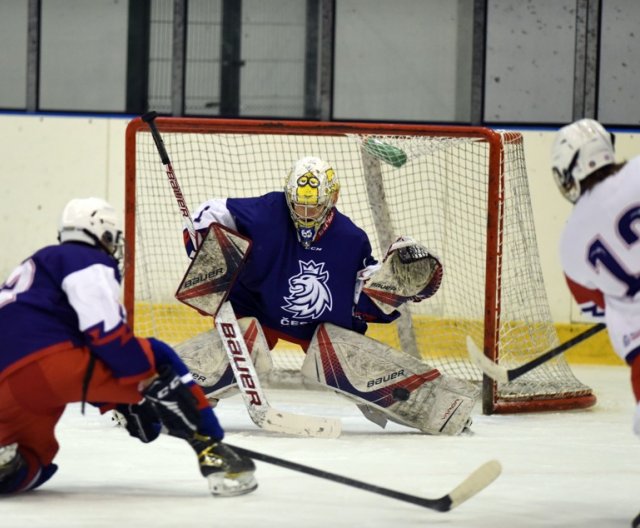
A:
[{"left": 284, "top": 156, "right": 340, "bottom": 248}]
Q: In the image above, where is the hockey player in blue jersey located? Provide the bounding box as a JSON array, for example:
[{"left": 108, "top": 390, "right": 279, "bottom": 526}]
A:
[
  {"left": 0, "top": 198, "right": 256, "bottom": 496},
  {"left": 177, "top": 157, "right": 480, "bottom": 436},
  {"left": 184, "top": 156, "right": 409, "bottom": 349}
]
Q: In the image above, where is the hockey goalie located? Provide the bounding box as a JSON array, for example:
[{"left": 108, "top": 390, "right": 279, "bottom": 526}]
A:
[{"left": 174, "top": 156, "right": 478, "bottom": 436}]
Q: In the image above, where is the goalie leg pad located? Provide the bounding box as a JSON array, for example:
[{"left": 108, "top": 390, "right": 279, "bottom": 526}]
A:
[
  {"left": 301, "top": 323, "right": 479, "bottom": 435},
  {"left": 175, "top": 317, "right": 273, "bottom": 400},
  {"left": 394, "top": 375, "right": 478, "bottom": 435}
]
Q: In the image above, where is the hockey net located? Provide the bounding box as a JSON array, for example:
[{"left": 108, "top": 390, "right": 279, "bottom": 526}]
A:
[{"left": 124, "top": 117, "right": 595, "bottom": 414}]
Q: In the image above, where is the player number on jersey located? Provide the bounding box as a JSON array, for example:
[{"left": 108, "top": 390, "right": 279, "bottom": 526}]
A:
[
  {"left": 0, "top": 259, "right": 36, "bottom": 308},
  {"left": 588, "top": 205, "right": 640, "bottom": 297}
]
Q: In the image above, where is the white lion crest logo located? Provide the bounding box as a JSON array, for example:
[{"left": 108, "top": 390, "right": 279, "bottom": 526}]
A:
[{"left": 282, "top": 260, "right": 332, "bottom": 319}]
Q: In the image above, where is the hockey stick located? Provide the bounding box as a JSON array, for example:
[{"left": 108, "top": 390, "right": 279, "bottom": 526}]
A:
[
  {"left": 229, "top": 444, "right": 501, "bottom": 512},
  {"left": 466, "top": 323, "right": 606, "bottom": 384},
  {"left": 141, "top": 111, "right": 341, "bottom": 438}
]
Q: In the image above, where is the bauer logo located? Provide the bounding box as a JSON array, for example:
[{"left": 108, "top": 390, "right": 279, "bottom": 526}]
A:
[
  {"left": 366, "top": 369, "right": 405, "bottom": 388},
  {"left": 368, "top": 281, "right": 395, "bottom": 292},
  {"left": 191, "top": 372, "right": 208, "bottom": 383},
  {"left": 183, "top": 267, "right": 224, "bottom": 288},
  {"left": 218, "top": 322, "right": 262, "bottom": 406}
]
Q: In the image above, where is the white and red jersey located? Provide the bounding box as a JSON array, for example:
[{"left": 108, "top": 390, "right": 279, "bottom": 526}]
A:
[{"left": 560, "top": 155, "right": 640, "bottom": 364}]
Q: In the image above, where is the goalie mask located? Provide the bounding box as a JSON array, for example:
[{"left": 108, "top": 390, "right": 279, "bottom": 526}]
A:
[
  {"left": 551, "top": 118, "right": 615, "bottom": 203},
  {"left": 284, "top": 156, "right": 340, "bottom": 248},
  {"left": 58, "top": 197, "right": 123, "bottom": 259}
]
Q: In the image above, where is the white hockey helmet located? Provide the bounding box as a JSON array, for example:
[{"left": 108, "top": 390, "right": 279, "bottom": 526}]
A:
[
  {"left": 551, "top": 118, "right": 615, "bottom": 203},
  {"left": 58, "top": 197, "right": 123, "bottom": 258},
  {"left": 284, "top": 156, "right": 340, "bottom": 248}
]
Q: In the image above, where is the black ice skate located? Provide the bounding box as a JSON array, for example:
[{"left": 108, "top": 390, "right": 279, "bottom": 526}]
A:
[{"left": 189, "top": 434, "right": 257, "bottom": 497}]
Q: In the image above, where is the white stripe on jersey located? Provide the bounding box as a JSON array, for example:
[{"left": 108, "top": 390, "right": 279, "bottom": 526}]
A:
[{"left": 61, "top": 263, "right": 122, "bottom": 332}]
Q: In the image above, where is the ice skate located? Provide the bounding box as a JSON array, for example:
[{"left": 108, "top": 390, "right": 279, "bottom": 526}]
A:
[{"left": 189, "top": 434, "right": 257, "bottom": 497}]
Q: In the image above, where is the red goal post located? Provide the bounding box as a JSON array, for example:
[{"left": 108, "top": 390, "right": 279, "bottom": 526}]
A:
[{"left": 124, "top": 116, "right": 596, "bottom": 415}]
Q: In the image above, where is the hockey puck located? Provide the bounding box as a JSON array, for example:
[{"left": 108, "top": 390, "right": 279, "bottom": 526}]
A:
[{"left": 392, "top": 387, "right": 411, "bottom": 401}]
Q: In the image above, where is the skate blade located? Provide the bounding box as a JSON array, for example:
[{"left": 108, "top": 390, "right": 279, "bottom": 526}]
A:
[{"left": 207, "top": 472, "right": 258, "bottom": 497}]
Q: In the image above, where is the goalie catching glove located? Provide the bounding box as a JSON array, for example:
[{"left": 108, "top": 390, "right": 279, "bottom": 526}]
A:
[{"left": 362, "top": 236, "right": 443, "bottom": 314}]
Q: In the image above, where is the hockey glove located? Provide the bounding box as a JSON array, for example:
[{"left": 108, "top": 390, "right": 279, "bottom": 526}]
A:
[
  {"left": 143, "top": 364, "right": 202, "bottom": 439},
  {"left": 363, "top": 236, "right": 443, "bottom": 314},
  {"left": 386, "top": 236, "right": 443, "bottom": 302},
  {"left": 115, "top": 401, "right": 161, "bottom": 443}
]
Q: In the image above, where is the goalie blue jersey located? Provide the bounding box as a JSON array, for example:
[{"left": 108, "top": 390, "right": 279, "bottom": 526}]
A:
[
  {"left": 190, "top": 192, "right": 398, "bottom": 348},
  {"left": 0, "top": 243, "right": 154, "bottom": 382}
]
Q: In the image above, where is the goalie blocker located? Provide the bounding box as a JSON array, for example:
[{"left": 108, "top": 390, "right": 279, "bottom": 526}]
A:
[{"left": 301, "top": 323, "right": 479, "bottom": 435}]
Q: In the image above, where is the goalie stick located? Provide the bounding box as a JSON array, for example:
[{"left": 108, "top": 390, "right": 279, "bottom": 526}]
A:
[
  {"left": 141, "top": 111, "right": 341, "bottom": 439},
  {"left": 229, "top": 444, "right": 501, "bottom": 512},
  {"left": 466, "top": 323, "right": 606, "bottom": 384}
]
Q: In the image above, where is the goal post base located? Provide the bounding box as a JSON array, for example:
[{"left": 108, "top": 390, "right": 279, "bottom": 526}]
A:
[{"left": 487, "top": 394, "right": 597, "bottom": 415}]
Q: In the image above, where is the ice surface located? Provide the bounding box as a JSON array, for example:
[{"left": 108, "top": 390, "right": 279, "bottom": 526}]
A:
[{"left": 1, "top": 365, "right": 638, "bottom": 527}]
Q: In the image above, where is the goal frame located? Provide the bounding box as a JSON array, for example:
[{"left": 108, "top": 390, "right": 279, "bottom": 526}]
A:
[{"left": 124, "top": 116, "right": 596, "bottom": 415}]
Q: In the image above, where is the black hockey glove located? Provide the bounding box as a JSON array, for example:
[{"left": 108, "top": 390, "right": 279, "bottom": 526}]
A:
[
  {"left": 115, "top": 400, "right": 161, "bottom": 443},
  {"left": 143, "top": 364, "right": 202, "bottom": 439}
]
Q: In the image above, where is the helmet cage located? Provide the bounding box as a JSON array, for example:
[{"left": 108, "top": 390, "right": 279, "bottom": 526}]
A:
[{"left": 552, "top": 151, "right": 581, "bottom": 203}]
